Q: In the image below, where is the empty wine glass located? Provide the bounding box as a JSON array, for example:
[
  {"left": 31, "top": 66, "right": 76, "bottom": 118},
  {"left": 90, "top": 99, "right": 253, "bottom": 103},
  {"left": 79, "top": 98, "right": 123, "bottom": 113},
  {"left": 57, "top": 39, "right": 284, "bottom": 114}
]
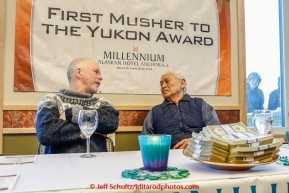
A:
[
  {"left": 252, "top": 110, "right": 273, "bottom": 134},
  {"left": 78, "top": 110, "right": 98, "bottom": 158}
]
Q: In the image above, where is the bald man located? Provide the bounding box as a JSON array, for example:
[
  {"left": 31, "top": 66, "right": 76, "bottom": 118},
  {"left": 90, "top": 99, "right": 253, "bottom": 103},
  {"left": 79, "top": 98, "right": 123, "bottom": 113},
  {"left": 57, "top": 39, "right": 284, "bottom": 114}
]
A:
[{"left": 36, "top": 58, "right": 119, "bottom": 154}]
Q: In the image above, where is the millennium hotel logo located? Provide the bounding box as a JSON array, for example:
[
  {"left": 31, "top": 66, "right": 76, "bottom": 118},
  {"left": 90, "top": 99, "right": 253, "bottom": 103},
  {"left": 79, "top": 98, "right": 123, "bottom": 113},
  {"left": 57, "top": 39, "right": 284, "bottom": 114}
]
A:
[{"left": 98, "top": 46, "right": 169, "bottom": 70}]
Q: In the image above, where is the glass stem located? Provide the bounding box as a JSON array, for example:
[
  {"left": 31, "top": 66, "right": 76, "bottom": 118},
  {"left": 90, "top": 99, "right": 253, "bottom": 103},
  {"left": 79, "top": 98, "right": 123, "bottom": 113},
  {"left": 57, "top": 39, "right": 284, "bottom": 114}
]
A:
[{"left": 87, "top": 137, "right": 90, "bottom": 154}]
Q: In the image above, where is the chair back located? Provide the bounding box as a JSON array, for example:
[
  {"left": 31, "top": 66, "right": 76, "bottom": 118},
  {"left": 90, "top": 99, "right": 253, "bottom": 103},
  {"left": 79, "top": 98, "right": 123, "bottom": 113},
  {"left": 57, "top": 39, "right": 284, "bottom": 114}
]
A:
[
  {"left": 106, "top": 136, "right": 114, "bottom": 152},
  {"left": 38, "top": 142, "right": 45, "bottom": 154},
  {"left": 37, "top": 136, "right": 114, "bottom": 154}
]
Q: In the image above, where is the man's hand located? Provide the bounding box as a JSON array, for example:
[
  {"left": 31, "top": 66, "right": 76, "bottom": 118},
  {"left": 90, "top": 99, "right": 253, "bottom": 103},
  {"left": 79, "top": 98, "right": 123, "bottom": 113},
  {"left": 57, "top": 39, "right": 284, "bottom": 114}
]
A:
[{"left": 173, "top": 138, "right": 191, "bottom": 149}]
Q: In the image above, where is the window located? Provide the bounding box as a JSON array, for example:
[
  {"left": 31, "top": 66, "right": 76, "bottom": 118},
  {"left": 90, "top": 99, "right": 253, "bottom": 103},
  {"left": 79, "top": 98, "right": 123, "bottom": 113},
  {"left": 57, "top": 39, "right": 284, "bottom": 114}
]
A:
[{"left": 244, "top": 0, "right": 287, "bottom": 133}]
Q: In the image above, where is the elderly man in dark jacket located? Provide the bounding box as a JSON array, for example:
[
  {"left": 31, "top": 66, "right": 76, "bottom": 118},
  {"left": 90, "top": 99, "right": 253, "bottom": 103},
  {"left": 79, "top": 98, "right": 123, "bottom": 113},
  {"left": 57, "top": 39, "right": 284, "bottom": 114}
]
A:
[{"left": 141, "top": 72, "right": 220, "bottom": 149}]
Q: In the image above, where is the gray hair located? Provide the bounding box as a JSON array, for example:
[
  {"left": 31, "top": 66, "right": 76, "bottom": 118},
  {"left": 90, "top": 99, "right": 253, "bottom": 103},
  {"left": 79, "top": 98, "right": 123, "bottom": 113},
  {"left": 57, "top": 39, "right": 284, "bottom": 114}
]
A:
[
  {"left": 162, "top": 71, "right": 187, "bottom": 93},
  {"left": 67, "top": 57, "right": 94, "bottom": 84}
]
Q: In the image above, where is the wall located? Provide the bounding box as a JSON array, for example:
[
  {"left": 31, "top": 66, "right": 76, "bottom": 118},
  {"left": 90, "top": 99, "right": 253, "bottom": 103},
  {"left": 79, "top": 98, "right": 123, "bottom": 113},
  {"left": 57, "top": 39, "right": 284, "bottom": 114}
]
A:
[
  {"left": 3, "top": 133, "right": 142, "bottom": 155},
  {"left": 2, "top": 110, "right": 239, "bottom": 155}
]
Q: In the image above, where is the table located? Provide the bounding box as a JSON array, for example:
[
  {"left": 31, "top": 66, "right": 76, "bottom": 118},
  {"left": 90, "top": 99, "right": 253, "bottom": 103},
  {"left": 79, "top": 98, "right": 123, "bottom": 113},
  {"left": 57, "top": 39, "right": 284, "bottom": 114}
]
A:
[{"left": 1, "top": 146, "right": 289, "bottom": 193}]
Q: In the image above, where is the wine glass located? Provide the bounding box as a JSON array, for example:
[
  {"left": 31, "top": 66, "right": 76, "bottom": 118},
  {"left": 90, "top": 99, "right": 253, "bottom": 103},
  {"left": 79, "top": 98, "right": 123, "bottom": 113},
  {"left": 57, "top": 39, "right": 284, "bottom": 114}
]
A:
[
  {"left": 252, "top": 110, "right": 273, "bottom": 134},
  {"left": 78, "top": 110, "right": 98, "bottom": 158}
]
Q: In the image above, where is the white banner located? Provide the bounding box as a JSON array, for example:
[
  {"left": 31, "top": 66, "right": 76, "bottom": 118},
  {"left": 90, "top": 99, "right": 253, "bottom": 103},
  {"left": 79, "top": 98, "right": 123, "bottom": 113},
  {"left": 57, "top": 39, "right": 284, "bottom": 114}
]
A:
[{"left": 14, "top": 0, "right": 231, "bottom": 95}]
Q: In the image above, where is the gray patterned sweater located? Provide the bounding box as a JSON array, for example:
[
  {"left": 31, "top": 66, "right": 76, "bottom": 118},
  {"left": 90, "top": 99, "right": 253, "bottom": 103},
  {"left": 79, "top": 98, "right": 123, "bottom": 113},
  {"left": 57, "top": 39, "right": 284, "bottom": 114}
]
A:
[{"left": 36, "top": 89, "right": 119, "bottom": 154}]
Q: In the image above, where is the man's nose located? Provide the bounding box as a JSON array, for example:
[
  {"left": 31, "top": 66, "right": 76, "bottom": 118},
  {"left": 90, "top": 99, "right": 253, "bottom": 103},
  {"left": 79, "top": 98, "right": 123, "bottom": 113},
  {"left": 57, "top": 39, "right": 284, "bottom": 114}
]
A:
[{"left": 99, "top": 74, "right": 103, "bottom": 81}]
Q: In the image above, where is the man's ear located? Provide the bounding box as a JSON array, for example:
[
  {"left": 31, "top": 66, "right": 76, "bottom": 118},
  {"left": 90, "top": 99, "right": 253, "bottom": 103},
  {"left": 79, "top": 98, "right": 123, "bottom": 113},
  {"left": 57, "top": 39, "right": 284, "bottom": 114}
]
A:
[
  {"left": 75, "top": 68, "right": 82, "bottom": 79},
  {"left": 180, "top": 79, "right": 186, "bottom": 88}
]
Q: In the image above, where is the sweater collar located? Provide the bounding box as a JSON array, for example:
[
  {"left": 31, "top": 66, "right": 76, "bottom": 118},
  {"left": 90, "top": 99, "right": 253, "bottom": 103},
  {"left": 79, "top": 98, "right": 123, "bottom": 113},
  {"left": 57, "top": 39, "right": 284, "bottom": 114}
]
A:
[
  {"left": 161, "top": 94, "right": 191, "bottom": 108},
  {"left": 59, "top": 89, "right": 93, "bottom": 98}
]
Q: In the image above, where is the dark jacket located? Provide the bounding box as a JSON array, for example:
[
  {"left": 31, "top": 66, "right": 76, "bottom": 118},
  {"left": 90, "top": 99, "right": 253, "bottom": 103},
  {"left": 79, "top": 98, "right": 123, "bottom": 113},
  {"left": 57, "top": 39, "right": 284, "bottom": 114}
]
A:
[
  {"left": 142, "top": 94, "right": 220, "bottom": 148},
  {"left": 267, "top": 89, "right": 280, "bottom": 110},
  {"left": 152, "top": 96, "right": 204, "bottom": 148},
  {"left": 247, "top": 84, "right": 264, "bottom": 113}
]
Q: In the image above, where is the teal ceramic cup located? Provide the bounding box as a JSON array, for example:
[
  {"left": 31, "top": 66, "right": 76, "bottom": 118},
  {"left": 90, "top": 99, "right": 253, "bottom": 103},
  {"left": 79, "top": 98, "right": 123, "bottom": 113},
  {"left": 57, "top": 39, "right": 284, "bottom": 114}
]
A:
[
  {"left": 138, "top": 135, "right": 171, "bottom": 171},
  {"left": 286, "top": 131, "right": 289, "bottom": 144}
]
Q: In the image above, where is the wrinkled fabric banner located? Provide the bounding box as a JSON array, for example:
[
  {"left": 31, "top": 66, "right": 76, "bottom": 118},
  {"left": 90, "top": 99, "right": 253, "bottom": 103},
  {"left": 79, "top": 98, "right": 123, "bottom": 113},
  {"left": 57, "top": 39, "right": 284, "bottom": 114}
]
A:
[{"left": 14, "top": 0, "right": 231, "bottom": 95}]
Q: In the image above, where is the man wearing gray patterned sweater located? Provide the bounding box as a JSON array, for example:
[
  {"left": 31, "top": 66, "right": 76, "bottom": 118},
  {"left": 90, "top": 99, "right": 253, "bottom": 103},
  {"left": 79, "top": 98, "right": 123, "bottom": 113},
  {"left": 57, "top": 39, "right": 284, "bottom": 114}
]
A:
[{"left": 36, "top": 58, "right": 119, "bottom": 154}]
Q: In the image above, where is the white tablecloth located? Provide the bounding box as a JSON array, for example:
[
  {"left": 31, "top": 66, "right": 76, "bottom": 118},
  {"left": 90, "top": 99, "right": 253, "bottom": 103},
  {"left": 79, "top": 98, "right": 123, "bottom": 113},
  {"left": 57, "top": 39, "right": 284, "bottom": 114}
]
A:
[{"left": 1, "top": 146, "right": 289, "bottom": 193}]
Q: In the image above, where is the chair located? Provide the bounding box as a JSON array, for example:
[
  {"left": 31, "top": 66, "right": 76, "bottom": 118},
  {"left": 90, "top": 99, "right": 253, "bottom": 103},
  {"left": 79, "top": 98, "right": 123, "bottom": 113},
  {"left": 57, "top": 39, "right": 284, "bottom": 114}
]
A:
[
  {"left": 37, "top": 136, "right": 114, "bottom": 154},
  {"left": 38, "top": 142, "right": 45, "bottom": 154},
  {"left": 106, "top": 136, "right": 114, "bottom": 152}
]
